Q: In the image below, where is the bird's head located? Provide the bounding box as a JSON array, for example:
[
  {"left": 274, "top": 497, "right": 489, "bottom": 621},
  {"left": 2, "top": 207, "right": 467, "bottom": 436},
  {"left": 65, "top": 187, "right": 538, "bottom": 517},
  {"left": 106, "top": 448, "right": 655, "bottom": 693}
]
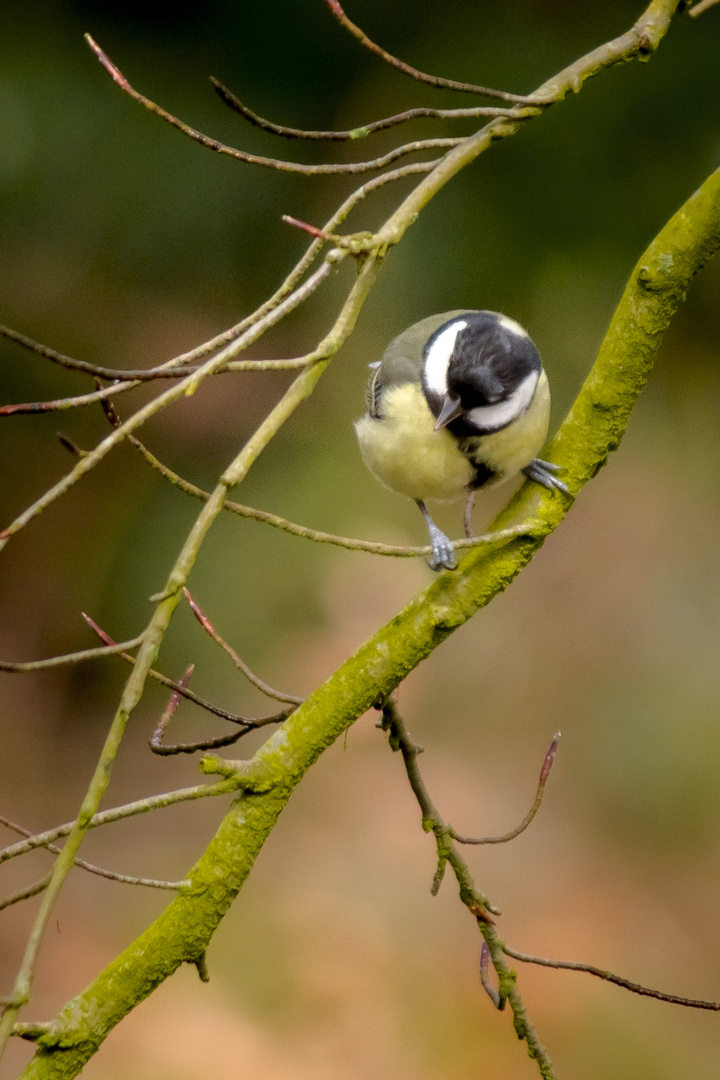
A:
[{"left": 422, "top": 311, "right": 542, "bottom": 435}]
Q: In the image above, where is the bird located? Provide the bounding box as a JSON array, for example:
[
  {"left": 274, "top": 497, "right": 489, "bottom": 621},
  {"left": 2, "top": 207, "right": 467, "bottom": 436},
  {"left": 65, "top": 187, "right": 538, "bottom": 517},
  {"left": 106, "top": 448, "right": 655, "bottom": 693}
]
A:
[{"left": 354, "top": 309, "right": 568, "bottom": 571}]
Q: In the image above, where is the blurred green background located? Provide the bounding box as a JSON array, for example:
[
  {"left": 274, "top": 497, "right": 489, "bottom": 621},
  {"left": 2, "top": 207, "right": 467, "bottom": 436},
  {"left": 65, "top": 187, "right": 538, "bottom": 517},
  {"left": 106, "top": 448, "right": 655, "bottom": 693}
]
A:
[{"left": 1, "top": 2, "right": 720, "bottom": 1077}]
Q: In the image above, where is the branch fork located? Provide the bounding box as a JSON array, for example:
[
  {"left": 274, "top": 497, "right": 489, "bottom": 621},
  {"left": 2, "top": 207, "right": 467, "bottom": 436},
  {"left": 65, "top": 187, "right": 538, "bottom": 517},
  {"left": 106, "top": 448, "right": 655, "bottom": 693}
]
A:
[{"left": 198, "top": 754, "right": 280, "bottom": 794}]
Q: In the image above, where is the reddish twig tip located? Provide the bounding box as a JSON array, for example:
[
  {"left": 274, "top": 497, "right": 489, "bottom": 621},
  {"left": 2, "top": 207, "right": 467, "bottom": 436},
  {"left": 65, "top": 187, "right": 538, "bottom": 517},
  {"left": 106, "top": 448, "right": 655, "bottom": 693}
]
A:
[
  {"left": 81, "top": 613, "right": 116, "bottom": 648},
  {"left": 84, "top": 34, "right": 130, "bottom": 91},
  {"left": 183, "top": 587, "right": 216, "bottom": 635},
  {"left": 480, "top": 941, "right": 501, "bottom": 1009},
  {"left": 540, "top": 731, "right": 561, "bottom": 783},
  {"left": 163, "top": 663, "right": 195, "bottom": 726},
  {"left": 281, "top": 215, "right": 336, "bottom": 241}
]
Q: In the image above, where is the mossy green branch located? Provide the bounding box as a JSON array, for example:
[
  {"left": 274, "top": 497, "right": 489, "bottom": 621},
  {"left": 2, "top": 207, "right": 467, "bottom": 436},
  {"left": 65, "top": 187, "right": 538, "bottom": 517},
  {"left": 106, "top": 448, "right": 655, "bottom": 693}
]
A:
[
  {"left": 20, "top": 162, "right": 720, "bottom": 1079},
  {"left": 550, "top": 175, "right": 720, "bottom": 488}
]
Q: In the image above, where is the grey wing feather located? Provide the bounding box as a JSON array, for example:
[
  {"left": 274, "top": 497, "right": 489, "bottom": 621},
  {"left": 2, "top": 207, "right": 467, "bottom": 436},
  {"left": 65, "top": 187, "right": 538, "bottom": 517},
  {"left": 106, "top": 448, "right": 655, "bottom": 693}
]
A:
[
  {"left": 366, "top": 366, "right": 383, "bottom": 418},
  {"left": 365, "top": 311, "right": 475, "bottom": 419}
]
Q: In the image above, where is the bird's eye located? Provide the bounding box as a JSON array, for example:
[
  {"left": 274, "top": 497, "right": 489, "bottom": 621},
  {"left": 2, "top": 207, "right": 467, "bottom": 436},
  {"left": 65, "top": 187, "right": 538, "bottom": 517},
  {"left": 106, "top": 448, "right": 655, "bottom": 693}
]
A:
[{"left": 456, "top": 367, "right": 506, "bottom": 405}]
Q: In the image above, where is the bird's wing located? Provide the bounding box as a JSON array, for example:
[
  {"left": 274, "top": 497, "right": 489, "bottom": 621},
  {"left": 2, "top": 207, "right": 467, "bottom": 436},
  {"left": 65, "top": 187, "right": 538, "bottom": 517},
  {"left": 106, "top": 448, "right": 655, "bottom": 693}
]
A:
[{"left": 370, "top": 310, "right": 475, "bottom": 409}]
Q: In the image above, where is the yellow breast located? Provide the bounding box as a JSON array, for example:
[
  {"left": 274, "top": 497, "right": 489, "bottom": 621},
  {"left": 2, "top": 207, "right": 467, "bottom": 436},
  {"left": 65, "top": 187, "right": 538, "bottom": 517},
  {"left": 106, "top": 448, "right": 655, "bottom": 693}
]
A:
[
  {"left": 354, "top": 371, "right": 551, "bottom": 502},
  {"left": 354, "top": 383, "right": 474, "bottom": 502}
]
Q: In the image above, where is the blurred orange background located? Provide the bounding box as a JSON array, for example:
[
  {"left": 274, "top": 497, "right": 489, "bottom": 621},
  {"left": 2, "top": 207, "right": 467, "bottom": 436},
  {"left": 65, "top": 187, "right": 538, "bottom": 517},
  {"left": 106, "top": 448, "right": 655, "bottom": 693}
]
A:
[{"left": 1, "top": 2, "right": 720, "bottom": 1078}]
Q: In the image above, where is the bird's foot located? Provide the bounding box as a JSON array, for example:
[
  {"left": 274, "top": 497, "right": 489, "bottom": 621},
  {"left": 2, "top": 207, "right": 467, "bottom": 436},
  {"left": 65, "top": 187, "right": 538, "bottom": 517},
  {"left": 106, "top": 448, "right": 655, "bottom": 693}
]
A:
[
  {"left": 522, "top": 458, "right": 570, "bottom": 496},
  {"left": 427, "top": 528, "right": 456, "bottom": 572},
  {"left": 416, "top": 500, "right": 456, "bottom": 571}
]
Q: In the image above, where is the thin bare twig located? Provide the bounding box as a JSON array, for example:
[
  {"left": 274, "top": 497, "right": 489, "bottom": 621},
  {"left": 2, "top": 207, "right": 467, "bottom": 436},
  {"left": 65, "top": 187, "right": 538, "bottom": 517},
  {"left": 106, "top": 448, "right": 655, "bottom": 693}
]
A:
[
  {"left": 86, "top": 36, "right": 460, "bottom": 177},
  {"left": 184, "top": 589, "right": 304, "bottom": 705},
  {"left": 0, "top": 381, "right": 141, "bottom": 416},
  {"left": 0, "top": 259, "right": 333, "bottom": 550},
  {"left": 132, "top": 162, "right": 433, "bottom": 377},
  {"left": 370, "top": 4, "right": 683, "bottom": 257},
  {"left": 0, "top": 323, "right": 319, "bottom": 383},
  {"left": 149, "top": 722, "right": 278, "bottom": 756},
  {"left": 0, "top": 324, "right": 195, "bottom": 382},
  {"left": 81, "top": 613, "right": 287, "bottom": 728},
  {"left": 378, "top": 699, "right": 555, "bottom": 1076},
  {"left": 383, "top": 701, "right": 720, "bottom": 1028},
  {"left": 96, "top": 392, "right": 540, "bottom": 564},
  {"left": 0, "top": 165, "right": 431, "bottom": 395},
  {"left": 148, "top": 663, "right": 194, "bottom": 750},
  {"left": 503, "top": 946, "right": 720, "bottom": 1011},
  {"left": 452, "top": 733, "right": 560, "bottom": 844},
  {"left": 0, "top": 110, "right": 500, "bottom": 416},
  {"left": 210, "top": 76, "right": 531, "bottom": 140},
  {"left": 220, "top": 159, "right": 432, "bottom": 336},
  {"left": 0, "top": 876, "right": 51, "bottom": 913},
  {"left": 3, "top": 170, "right": 428, "bottom": 437},
  {"left": 0, "top": 818, "right": 188, "bottom": 895},
  {"left": 56, "top": 433, "right": 87, "bottom": 458},
  {"left": 0, "top": 324, "right": 142, "bottom": 381},
  {"left": 124, "top": 425, "right": 538, "bottom": 557},
  {"left": 282, "top": 215, "right": 347, "bottom": 242},
  {"left": 147, "top": 662, "right": 284, "bottom": 756},
  {"left": 0, "top": 781, "right": 237, "bottom": 866},
  {"left": 0, "top": 635, "right": 145, "bottom": 673},
  {"left": 688, "top": 0, "right": 720, "bottom": 15},
  {"left": 323, "top": 0, "right": 542, "bottom": 104}
]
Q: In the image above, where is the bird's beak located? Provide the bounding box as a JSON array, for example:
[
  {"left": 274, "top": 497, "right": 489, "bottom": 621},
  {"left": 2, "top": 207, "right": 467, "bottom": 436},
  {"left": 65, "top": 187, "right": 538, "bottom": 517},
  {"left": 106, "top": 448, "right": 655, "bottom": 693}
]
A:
[{"left": 433, "top": 393, "right": 464, "bottom": 431}]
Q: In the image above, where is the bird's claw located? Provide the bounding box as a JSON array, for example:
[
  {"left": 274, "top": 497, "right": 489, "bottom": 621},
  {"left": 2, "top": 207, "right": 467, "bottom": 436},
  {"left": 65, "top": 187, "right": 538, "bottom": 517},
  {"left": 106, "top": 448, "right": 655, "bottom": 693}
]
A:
[
  {"left": 522, "top": 458, "right": 571, "bottom": 496},
  {"left": 427, "top": 529, "right": 456, "bottom": 572},
  {"left": 415, "top": 499, "right": 456, "bottom": 571}
]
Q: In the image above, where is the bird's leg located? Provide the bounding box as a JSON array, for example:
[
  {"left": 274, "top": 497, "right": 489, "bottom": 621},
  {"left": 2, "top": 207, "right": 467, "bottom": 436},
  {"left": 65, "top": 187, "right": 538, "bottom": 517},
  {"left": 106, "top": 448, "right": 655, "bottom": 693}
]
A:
[
  {"left": 522, "top": 458, "right": 570, "bottom": 495},
  {"left": 416, "top": 500, "right": 456, "bottom": 571},
  {"left": 463, "top": 490, "right": 476, "bottom": 539}
]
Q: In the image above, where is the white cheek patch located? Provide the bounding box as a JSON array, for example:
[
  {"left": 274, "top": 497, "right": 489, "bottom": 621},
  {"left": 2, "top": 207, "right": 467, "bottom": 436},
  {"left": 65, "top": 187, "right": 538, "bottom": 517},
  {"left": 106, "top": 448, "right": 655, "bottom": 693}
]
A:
[
  {"left": 467, "top": 369, "right": 539, "bottom": 431},
  {"left": 423, "top": 319, "right": 467, "bottom": 397},
  {"left": 496, "top": 314, "right": 530, "bottom": 339}
]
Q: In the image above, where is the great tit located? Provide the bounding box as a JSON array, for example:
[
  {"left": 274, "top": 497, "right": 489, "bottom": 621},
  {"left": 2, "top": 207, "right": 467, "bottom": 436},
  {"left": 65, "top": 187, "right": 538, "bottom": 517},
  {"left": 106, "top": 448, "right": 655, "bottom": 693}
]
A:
[{"left": 355, "top": 309, "right": 568, "bottom": 571}]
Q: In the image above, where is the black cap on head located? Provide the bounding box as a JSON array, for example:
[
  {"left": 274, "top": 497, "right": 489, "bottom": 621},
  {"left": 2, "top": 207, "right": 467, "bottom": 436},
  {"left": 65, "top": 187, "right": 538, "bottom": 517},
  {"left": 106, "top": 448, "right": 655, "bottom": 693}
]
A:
[
  {"left": 421, "top": 310, "right": 543, "bottom": 435},
  {"left": 447, "top": 311, "right": 541, "bottom": 408}
]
